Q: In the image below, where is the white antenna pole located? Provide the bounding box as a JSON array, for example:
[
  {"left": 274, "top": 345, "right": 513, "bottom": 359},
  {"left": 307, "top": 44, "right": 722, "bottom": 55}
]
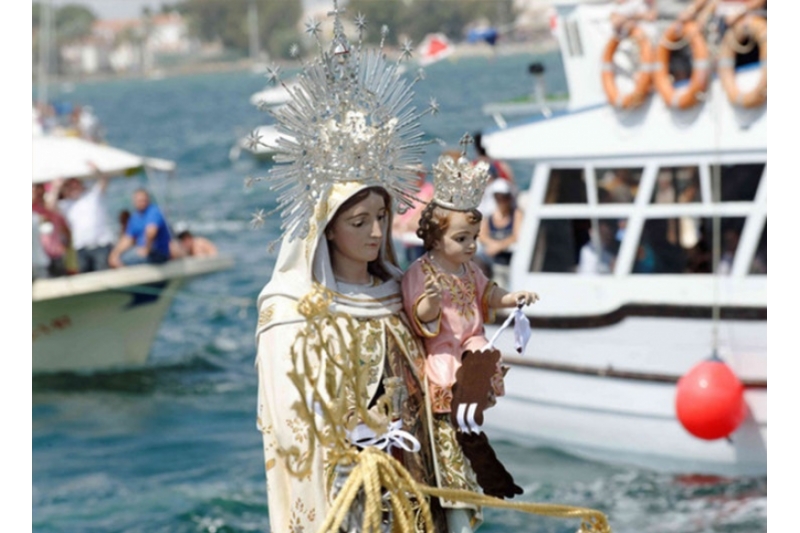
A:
[
  {"left": 37, "top": 0, "right": 53, "bottom": 110},
  {"left": 248, "top": 0, "right": 261, "bottom": 62}
]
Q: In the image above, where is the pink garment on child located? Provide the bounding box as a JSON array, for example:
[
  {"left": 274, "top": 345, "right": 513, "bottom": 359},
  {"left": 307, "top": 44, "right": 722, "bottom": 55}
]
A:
[{"left": 401, "top": 254, "right": 497, "bottom": 413}]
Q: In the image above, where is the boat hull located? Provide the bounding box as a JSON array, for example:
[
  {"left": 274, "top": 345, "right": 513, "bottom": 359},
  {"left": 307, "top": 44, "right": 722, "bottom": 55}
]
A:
[
  {"left": 484, "top": 315, "right": 766, "bottom": 476},
  {"left": 32, "top": 257, "right": 233, "bottom": 374},
  {"left": 32, "top": 279, "right": 183, "bottom": 373}
]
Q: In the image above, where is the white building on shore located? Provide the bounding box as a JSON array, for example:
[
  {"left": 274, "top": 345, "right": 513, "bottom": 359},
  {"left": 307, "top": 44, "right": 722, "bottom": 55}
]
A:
[{"left": 60, "top": 12, "right": 198, "bottom": 75}]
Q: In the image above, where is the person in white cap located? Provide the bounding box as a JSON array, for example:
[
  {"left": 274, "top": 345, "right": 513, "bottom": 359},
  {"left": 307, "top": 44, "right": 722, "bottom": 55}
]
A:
[{"left": 478, "top": 178, "right": 523, "bottom": 286}]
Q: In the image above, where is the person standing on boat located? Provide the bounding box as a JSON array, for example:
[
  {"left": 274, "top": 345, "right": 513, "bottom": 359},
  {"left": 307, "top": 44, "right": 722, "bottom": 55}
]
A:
[
  {"left": 32, "top": 183, "right": 72, "bottom": 277},
  {"left": 477, "top": 178, "right": 523, "bottom": 287},
  {"left": 679, "top": 0, "right": 766, "bottom": 38},
  {"left": 32, "top": 212, "right": 50, "bottom": 280},
  {"left": 473, "top": 132, "right": 515, "bottom": 220},
  {"left": 577, "top": 220, "right": 620, "bottom": 275},
  {"left": 53, "top": 167, "right": 116, "bottom": 273},
  {"left": 108, "top": 189, "right": 172, "bottom": 267},
  {"left": 392, "top": 165, "right": 434, "bottom": 268}
]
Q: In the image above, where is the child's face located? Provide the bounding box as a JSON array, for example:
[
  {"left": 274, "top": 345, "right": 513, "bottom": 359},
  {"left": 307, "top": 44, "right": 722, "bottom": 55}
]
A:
[{"left": 434, "top": 211, "right": 480, "bottom": 265}]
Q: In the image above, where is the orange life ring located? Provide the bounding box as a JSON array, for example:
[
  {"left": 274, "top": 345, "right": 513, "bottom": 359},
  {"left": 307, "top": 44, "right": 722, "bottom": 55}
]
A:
[
  {"left": 654, "top": 21, "right": 710, "bottom": 109},
  {"left": 601, "top": 25, "right": 654, "bottom": 109},
  {"left": 718, "top": 16, "right": 767, "bottom": 108}
]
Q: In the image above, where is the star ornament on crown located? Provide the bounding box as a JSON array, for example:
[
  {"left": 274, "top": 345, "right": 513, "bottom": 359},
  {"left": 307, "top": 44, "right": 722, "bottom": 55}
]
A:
[
  {"left": 254, "top": 0, "right": 438, "bottom": 242},
  {"left": 431, "top": 135, "right": 491, "bottom": 211}
]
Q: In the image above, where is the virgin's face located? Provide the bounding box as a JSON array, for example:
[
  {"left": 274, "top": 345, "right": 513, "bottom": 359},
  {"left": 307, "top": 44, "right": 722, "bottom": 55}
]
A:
[
  {"left": 326, "top": 191, "right": 388, "bottom": 265},
  {"left": 435, "top": 210, "right": 480, "bottom": 265}
]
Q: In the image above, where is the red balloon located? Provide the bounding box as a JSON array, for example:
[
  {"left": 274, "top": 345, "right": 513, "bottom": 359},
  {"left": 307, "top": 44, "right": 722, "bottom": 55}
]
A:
[{"left": 675, "top": 359, "right": 746, "bottom": 440}]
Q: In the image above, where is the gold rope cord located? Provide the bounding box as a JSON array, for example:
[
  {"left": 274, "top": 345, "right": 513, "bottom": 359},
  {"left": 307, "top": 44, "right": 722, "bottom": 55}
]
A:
[
  {"left": 322, "top": 448, "right": 435, "bottom": 533},
  {"left": 420, "top": 487, "right": 611, "bottom": 533},
  {"left": 279, "top": 285, "right": 612, "bottom": 533},
  {"left": 321, "top": 448, "right": 611, "bottom": 533}
]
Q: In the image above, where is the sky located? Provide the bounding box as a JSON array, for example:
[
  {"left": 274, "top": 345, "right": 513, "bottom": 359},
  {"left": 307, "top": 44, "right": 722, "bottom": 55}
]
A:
[{"left": 38, "top": 0, "right": 330, "bottom": 20}]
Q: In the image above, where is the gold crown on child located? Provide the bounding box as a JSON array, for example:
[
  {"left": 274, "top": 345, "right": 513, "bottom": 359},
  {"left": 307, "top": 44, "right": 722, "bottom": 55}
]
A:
[{"left": 431, "top": 135, "right": 491, "bottom": 211}]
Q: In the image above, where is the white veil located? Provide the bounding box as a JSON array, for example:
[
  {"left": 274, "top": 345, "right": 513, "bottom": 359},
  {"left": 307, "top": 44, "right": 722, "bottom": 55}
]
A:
[{"left": 256, "top": 181, "right": 405, "bottom": 338}]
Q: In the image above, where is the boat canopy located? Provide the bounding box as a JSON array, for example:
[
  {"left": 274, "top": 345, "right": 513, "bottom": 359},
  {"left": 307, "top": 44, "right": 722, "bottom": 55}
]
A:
[{"left": 32, "top": 135, "right": 176, "bottom": 184}]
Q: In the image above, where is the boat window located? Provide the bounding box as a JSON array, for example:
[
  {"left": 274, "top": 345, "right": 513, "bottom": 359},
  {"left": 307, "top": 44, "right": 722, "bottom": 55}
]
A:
[
  {"left": 651, "top": 166, "right": 701, "bottom": 204},
  {"left": 750, "top": 222, "right": 767, "bottom": 275},
  {"left": 710, "top": 163, "right": 764, "bottom": 202},
  {"left": 545, "top": 168, "right": 587, "bottom": 204},
  {"left": 633, "top": 217, "right": 746, "bottom": 274},
  {"left": 596, "top": 167, "right": 643, "bottom": 204},
  {"left": 565, "top": 20, "right": 584, "bottom": 57},
  {"left": 530, "top": 218, "right": 589, "bottom": 273}
]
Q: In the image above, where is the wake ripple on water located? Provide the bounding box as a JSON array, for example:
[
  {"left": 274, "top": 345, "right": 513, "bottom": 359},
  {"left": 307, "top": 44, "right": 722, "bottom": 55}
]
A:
[{"left": 475, "top": 445, "right": 766, "bottom": 533}]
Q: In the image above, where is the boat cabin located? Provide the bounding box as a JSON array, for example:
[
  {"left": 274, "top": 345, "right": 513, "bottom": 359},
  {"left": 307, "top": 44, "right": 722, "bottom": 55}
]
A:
[{"left": 482, "top": 1, "right": 766, "bottom": 319}]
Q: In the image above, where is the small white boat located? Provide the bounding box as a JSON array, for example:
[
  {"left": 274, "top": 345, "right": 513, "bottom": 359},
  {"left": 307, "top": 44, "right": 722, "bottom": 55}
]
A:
[
  {"left": 249, "top": 79, "right": 301, "bottom": 108},
  {"left": 229, "top": 124, "right": 295, "bottom": 163},
  {"left": 33, "top": 256, "right": 233, "bottom": 373},
  {"left": 32, "top": 135, "right": 234, "bottom": 374},
  {"left": 481, "top": 1, "right": 766, "bottom": 476}
]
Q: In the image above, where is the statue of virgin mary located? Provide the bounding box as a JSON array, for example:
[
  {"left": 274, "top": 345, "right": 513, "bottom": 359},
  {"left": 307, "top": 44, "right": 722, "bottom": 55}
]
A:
[{"left": 253, "top": 4, "right": 480, "bottom": 532}]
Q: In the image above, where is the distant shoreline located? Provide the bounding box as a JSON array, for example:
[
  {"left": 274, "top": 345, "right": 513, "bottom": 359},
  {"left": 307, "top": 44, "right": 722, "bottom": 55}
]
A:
[{"left": 37, "top": 39, "right": 560, "bottom": 87}]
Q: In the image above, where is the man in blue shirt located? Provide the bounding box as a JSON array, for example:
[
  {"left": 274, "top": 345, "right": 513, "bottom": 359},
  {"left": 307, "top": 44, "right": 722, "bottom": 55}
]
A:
[{"left": 109, "top": 188, "right": 172, "bottom": 267}]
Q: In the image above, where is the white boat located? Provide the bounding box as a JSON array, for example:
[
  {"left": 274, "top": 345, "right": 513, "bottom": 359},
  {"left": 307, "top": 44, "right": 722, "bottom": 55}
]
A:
[
  {"left": 249, "top": 80, "right": 298, "bottom": 108},
  {"left": 229, "top": 124, "right": 295, "bottom": 163},
  {"left": 480, "top": 1, "right": 766, "bottom": 476},
  {"left": 32, "top": 135, "right": 234, "bottom": 374}
]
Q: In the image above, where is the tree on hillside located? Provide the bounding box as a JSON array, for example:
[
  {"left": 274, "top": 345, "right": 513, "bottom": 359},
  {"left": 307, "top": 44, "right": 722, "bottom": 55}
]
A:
[
  {"left": 32, "top": 3, "right": 97, "bottom": 42},
  {"left": 32, "top": 2, "right": 42, "bottom": 28},
  {"left": 55, "top": 4, "right": 97, "bottom": 44},
  {"left": 32, "top": 2, "right": 97, "bottom": 74},
  {"left": 402, "top": 0, "right": 517, "bottom": 43},
  {"left": 403, "top": 0, "right": 471, "bottom": 42},
  {"left": 464, "top": 0, "right": 516, "bottom": 27},
  {"left": 177, "top": 0, "right": 302, "bottom": 59}
]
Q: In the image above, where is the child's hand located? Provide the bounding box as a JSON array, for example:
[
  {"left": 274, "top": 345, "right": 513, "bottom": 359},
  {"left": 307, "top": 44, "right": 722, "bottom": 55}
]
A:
[
  {"left": 510, "top": 290, "right": 539, "bottom": 307},
  {"left": 423, "top": 270, "right": 443, "bottom": 306}
]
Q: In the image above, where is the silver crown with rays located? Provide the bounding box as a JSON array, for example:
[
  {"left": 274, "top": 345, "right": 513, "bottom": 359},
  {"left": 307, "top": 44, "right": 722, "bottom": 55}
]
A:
[
  {"left": 247, "top": 1, "right": 439, "bottom": 242},
  {"left": 431, "top": 134, "right": 491, "bottom": 211}
]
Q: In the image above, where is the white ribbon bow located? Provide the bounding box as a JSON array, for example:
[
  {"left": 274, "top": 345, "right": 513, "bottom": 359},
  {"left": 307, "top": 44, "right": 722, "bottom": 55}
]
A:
[
  {"left": 346, "top": 419, "right": 421, "bottom": 453},
  {"left": 485, "top": 306, "right": 532, "bottom": 354}
]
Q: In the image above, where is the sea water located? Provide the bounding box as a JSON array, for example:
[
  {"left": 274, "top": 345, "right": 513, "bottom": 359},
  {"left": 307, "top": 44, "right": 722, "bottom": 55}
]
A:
[{"left": 32, "top": 52, "right": 766, "bottom": 533}]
